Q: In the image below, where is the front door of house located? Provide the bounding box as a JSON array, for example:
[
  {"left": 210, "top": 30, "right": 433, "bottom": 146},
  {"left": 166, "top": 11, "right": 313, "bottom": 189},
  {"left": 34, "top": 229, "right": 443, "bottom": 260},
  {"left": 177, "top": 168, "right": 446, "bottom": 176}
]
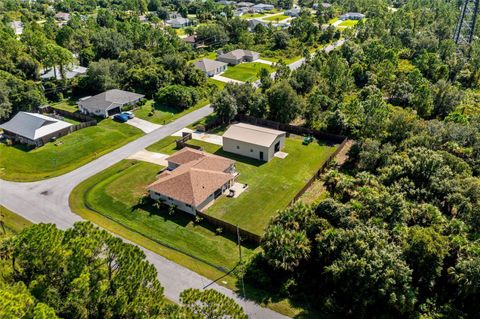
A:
[{"left": 259, "top": 151, "right": 264, "bottom": 160}]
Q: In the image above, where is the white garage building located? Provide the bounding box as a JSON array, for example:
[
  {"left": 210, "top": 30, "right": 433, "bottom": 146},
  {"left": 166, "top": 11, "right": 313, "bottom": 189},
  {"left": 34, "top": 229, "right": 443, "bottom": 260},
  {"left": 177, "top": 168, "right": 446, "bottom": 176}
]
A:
[{"left": 222, "top": 123, "right": 286, "bottom": 162}]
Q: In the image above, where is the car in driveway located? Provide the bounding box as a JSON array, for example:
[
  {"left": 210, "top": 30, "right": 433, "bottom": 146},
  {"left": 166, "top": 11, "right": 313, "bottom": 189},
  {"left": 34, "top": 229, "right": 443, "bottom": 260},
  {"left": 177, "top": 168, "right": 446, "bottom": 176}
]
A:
[
  {"left": 122, "top": 111, "right": 135, "bottom": 119},
  {"left": 113, "top": 113, "right": 129, "bottom": 122}
]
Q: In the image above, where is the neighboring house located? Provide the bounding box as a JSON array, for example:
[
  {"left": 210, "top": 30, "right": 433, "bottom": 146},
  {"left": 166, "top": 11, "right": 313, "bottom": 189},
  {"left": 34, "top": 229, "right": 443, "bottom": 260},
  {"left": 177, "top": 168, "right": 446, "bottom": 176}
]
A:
[
  {"left": 234, "top": 10, "right": 244, "bottom": 17},
  {"left": 216, "top": 49, "right": 260, "bottom": 65},
  {"left": 77, "top": 89, "right": 144, "bottom": 118},
  {"left": 251, "top": 3, "right": 274, "bottom": 12},
  {"left": 194, "top": 58, "right": 228, "bottom": 76},
  {"left": 11, "top": 21, "right": 23, "bottom": 35},
  {"left": 223, "top": 123, "right": 286, "bottom": 162},
  {"left": 273, "top": 22, "right": 291, "bottom": 29},
  {"left": 166, "top": 17, "right": 190, "bottom": 28},
  {"left": 0, "top": 112, "right": 72, "bottom": 147},
  {"left": 248, "top": 18, "right": 270, "bottom": 30},
  {"left": 285, "top": 8, "right": 301, "bottom": 17},
  {"left": 339, "top": 12, "right": 366, "bottom": 20},
  {"left": 41, "top": 65, "right": 87, "bottom": 80},
  {"left": 217, "top": 0, "right": 235, "bottom": 5},
  {"left": 236, "top": 1, "right": 254, "bottom": 7},
  {"left": 54, "top": 12, "right": 70, "bottom": 21},
  {"left": 147, "top": 147, "right": 237, "bottom": 215}
]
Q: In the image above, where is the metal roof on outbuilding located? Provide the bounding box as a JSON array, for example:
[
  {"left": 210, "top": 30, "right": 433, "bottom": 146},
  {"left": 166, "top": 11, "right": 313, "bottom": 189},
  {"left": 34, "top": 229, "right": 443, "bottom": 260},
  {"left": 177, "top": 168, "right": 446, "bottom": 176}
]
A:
[{"left": 222, "top": 123, "right": 286, "bottom": 147}]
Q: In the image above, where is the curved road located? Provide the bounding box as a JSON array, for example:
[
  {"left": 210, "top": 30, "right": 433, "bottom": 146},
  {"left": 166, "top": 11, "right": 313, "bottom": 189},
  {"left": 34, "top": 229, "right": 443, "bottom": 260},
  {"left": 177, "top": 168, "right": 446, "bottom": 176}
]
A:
[
  {"left": 0, "top": 105, "right": 288, "bottom": 319},
  {"left": 0, "top": 40, "right": 346, "bottom": 318}
]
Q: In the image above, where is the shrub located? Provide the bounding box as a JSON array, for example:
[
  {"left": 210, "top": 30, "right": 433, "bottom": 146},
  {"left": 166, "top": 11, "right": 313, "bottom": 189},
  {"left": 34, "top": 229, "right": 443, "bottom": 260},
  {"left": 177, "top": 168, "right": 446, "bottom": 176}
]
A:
[{"left": 155, "top": 85, "right": 199, "bottom": 110}]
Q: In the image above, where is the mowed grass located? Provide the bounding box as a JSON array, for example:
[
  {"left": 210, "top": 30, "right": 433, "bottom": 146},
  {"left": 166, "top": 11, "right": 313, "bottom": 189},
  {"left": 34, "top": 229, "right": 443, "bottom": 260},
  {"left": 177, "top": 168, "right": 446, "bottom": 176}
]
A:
[
  {"left": 177, "top": 137, "right": 337, "bottom": 235},
  {"left": 338, "top": 19, "right": 359, "bottom": 27},
  {"left": 134, "top": 99, "right": 209, "bottom": 125},
  {"left": 71, "top": 159, "right": 254, "bottom": 277},
  {"left": 0, "top": 206, "right": 32, "bottom": 235},
  {"left": 222, "top": 62, "right": 275, "bottom": 82},
  {"left": 263, "top": 14, "right": 288, "bottom": 21},
  {"left": 0, "top": 119, "right": 143, "bottom": 181}
]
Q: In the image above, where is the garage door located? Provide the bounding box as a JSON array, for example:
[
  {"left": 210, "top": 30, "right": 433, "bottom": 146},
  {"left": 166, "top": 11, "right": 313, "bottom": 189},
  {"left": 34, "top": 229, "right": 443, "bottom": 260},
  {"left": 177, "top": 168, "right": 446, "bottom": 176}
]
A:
[{"left": 107, "top": 107, "right": 121, "bottom": 116}]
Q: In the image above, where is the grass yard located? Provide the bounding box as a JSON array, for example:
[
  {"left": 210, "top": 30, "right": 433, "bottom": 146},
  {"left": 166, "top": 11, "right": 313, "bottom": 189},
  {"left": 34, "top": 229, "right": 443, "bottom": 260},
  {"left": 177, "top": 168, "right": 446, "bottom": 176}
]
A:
[
  {"left": 207, "top": 78, "right": 226, "bottom": 90},
  {"left": 221, "top": 62, "right": 275, "bottom": 82},
  {"left": 328, "top": 17, "right": 339, "bottom": 24},
  {"left": 240, "top": 13, "right": 265, "bottom": 19},
  {"left": 338, "top": 19, "right": 359, "bottom": 27},
  {"left": 0, "top": 119, "right": 143, "bottom": 181},
  {"left": 174, "top": 137, "right": 338, "bottom": 235},
  {"left": 0, "top": 206, "right": 32, "bottom": 235},
  {"left": 50, "top": 100, "right": 79, "bottom": 112},
  {"left": 263, "top": 14, "right": 289, "bottom": 22},
  {"left": 134, "top": 99, "right": 209, "bottom": 125},
  {"left": 70, "top": 159, "right": 255, "bottom": 287}
]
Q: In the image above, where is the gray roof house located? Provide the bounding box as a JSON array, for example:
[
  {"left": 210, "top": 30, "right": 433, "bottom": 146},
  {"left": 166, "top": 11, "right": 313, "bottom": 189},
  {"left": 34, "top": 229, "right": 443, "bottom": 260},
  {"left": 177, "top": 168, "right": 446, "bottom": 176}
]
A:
[
  {"left": 41, "top": 65, "right": 87, "bottom": 80},
  {"left": 194, "top": 58, "right": 228, "bottom": 76},
  {"left": 0, "top": 112, "right": 72, "bottom": 147},
  {"left": 54, "top": 12, "right": 70, "bottom": 21},
  {"left": 77, "top": 89, "right": 144, "bottom": 117},
  {"left": 166, "top": 17, "right": 190, "bottom": 28},
  {"left": 216, "top": 49, "right": 260, "bottom": 65},
  {"left": 248, "top": 18, "right": 270, "bottom": 30},
  {"left": 339, "top": 12, "right": 366, "bottom": 20},
  {"left": 236, "top": 1, "right": 254, "bottom": 7},
  {"left": 285, "top": 8, "right": 301, "bottom": 17},
  {"left": 252, "top": 3, "right": 275, "bottom": 12}
]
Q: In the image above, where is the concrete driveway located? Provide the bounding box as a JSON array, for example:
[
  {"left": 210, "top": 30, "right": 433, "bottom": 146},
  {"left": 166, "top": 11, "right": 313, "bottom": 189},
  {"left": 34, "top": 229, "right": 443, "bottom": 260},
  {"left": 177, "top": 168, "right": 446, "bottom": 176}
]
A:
[
  {"left": 256, "top": 59, "right": 274, "bottom": 66},
  {"left": 172, "top": 128, "right": 223, "bottom": 146},
  {"left": 127, "top": 149, "right": 169, "bottom": 166},
  {"left": 211, "top": 74, "right": 244, "bottom": 84},
  {"left": 126, "top": 117, "right": 162, "bottom": 133}
]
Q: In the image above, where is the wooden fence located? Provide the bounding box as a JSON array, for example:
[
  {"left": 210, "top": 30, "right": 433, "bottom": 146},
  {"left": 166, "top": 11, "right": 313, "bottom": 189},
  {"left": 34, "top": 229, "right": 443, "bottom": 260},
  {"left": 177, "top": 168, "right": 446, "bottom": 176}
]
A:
[
  {"left": 175, "top": 133, "right": 204, "bottom": 151},
  {"left": 235, "top": 114, "right": 347, "bottom": 144},
  {"left": 40, "top": 106, "right": 97, "bottom": 123},
  {"left": 289, "top": 137, "right": 349, "bottom": 205}
]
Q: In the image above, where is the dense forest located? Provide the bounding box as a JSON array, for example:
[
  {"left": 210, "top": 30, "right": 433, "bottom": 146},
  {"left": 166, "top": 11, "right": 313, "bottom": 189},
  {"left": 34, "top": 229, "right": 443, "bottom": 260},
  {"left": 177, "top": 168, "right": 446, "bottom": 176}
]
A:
[
  {"left": 1, "top": 0, "right": 479, "bottom": 317},
  {"left": 0, "top": 222, "right": 248, "bottom": 319},
  {"left": 216, "top": 1, "right": 479, "bottom": 318}
]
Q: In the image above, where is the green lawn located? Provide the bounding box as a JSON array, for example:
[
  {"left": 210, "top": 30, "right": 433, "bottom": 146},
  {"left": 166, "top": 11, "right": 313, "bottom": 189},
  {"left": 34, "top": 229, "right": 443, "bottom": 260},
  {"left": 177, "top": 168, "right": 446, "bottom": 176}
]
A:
[
  {"left": 222, "top": 62, "right": 275, "bottom": 82},
  {"left": 71, "top": 159, "right": 254, "bottom": 278},
  {"left": 134, "top": 99, "right": 209, "bottom": 125},
  {"left": 0, "top": 119, "right": 143, "bottom": 181},
  {"left": 328, "top": 17, "right": 339, "bottom": 24},
  {"left": 263, "top": 14, "right": 289, "bottom": 22},
  {"left": 178, "top": 137, "right": 338, "bottom": 235},
  {"left": 207, "top": 78, "right": 226, "bottom": 90},
  {"left": 191, "top": 51, "right": 217, "bottom": 63},
  {"left": 0, "top": 206, "right": 32, "bottom": 235},
  {"left": 338, "top": 19, "right": 359, "bottom": 27},
  {"left": 50, "top": 100, "right": 79, "bottom": 112},
  {"left": 240, "top": 13, "right": 265, "bottom": 19}
]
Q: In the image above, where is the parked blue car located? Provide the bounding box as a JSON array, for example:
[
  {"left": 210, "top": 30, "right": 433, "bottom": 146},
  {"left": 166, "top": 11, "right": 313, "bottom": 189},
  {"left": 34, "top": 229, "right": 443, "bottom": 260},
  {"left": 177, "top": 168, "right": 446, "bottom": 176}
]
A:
[{"left": 113, "top": 113, "right": 129, "bottom": 123}]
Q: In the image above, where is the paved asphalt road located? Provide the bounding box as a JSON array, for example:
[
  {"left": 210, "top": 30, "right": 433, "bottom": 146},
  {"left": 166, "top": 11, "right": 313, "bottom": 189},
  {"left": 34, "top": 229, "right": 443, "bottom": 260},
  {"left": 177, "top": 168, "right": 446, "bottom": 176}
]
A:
[
  {"left": 0, "top": 41, "right": 346, "bottom": 318},
  {"left": 0, "top": 105, "right": 289, "bottom": 319}
]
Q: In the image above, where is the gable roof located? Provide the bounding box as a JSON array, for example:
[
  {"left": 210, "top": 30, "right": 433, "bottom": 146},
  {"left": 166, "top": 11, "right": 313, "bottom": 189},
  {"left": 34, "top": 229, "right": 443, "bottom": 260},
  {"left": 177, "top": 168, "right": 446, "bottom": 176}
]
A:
[
  {"left": 223, "top": 122, "right": 285, "bottom": 147},
  {"left": 78, "top": 89, "right": 144, "bottom": 112},
  {"left": 166, "top": 17, "right": 189, "bottom": 25},
  {"left": 148, "top": 148, "right": 235, "bottom": 206},
  {"left": 194, "top": 58, "right": 227, "bottom": 73},
  {"left": 0, "top": 112, "right": 72, "bottom": 140},
  {"left": 217, "top": 49, "right": 259, "bottom": 60}
]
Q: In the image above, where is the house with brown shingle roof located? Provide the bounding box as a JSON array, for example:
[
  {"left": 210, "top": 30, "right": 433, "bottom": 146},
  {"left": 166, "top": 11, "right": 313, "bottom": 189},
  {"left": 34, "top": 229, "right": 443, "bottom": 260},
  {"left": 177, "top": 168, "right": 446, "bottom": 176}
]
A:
[{"left": 147, "top": 147, "right": 236, "bottom": 215}]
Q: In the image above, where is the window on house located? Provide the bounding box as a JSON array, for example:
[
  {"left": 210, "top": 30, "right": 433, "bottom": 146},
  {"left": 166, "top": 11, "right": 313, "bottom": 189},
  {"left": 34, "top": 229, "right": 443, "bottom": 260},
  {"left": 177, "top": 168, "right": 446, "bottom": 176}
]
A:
[
  {"left": 236, "top": 145, "right": 240, "bottom": 149},
  {"left": 250, "top": 149, "right": 253, "bottom": 152},
  {"left": 186, "top": 204, "right": 192, "bottom": 208}
]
